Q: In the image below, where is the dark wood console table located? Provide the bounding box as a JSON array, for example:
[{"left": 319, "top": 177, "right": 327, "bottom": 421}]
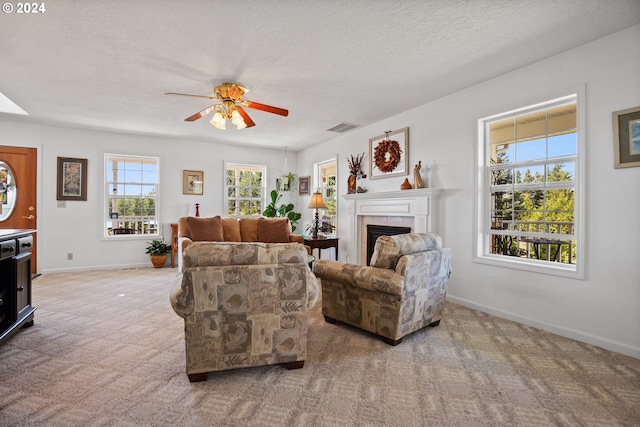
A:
[
  {"left": 303, "top": 237, "right": 339, "bottom": 260},
  {"left": 0, "top": 229, "right": 37, "bottom": 345}
]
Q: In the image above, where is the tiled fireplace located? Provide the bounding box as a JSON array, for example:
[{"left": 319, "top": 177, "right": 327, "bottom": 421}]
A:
[{"left": 342, "top": 188, "right": 442, "bottom": 265}]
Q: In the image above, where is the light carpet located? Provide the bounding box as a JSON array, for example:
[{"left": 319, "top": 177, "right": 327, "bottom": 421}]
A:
[{"left": 0, "top": 268, "right": 639, "bottom": 426}]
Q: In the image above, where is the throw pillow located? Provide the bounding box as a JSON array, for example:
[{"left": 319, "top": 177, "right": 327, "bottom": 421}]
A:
[
  {"left": 186, "top": 216, "right": 224, "bottom": 242},
  {"left": 258, "top": 217, "right": 291, "bottom": 243},
  {"left": 221, "top": 217, "right": 241, "bottom": 242},
  {"left": 239, "top": 217, "right": 259, "bottom": 242}
]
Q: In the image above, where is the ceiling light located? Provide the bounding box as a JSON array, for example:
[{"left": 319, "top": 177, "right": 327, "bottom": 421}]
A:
[{"left": 209, "top": 102, "right": 247, "bottom": 130}]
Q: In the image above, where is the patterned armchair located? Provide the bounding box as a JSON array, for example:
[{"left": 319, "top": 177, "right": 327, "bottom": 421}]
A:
[
  {"left": 313, "top": 233, "right": 451, "bottom": 345},
  {"left": 170, "top": 241, "right": 319, "bottom": 382}
]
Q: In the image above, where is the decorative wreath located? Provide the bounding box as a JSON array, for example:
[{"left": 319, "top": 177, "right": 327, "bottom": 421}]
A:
[{"left": 373, "top": 139, "right": 402, "bottom": 173}]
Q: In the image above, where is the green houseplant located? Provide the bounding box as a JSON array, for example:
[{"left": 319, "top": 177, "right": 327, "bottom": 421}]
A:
[
  {"left": 145, "top": 240, "right": 172, "bottom": 268},
  {"left": 263, "top": 189, "right": 302, "bottom": 232}
]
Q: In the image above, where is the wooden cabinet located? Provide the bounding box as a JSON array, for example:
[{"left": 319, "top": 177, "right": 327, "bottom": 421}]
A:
[{"left": 0, "top": 229, "right": 36, "bottom": 345}]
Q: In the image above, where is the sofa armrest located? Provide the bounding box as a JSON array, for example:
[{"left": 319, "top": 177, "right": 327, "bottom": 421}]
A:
[
  {"left": 177, "top": 236, "right": 194, "bottom": 271},
  {"left": 169, "top": 271, "right": 190, "bottom": 319},
  {"left": 313, "top": 259, "right": 404, "bottom": 296}
]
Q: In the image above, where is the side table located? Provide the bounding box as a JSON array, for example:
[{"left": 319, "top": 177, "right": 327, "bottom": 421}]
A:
[
  {"left": 170, "top": 223, "right": 178, "bottom": 268},
  {"left": 303, "top": 237, "right": 339, "bottom": 261}
]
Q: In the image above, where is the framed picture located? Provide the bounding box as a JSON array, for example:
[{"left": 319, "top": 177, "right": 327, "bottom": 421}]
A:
[
  {"left": 613, "top": 106, "right": 640, "bottom": 168},
  {"left": 57, "top": 157, "right": 87, "bottom": 201},
  {"left": 110, "top": 212, "right": 119, "bottom": 219},
  {"left": 299, "top": 176, "right": 310, "bottom": 195},
  {"left": 183, "top": 170, "right": 204, "bottom": 195},
  {"left": 369, "top": 127, "right": 409, "bottom": 179}
]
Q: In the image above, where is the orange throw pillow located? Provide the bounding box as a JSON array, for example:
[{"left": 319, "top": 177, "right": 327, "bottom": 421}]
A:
[
  {"left": 258, "top": 218, "right": 291, "bottom": 243},
  {"left": 186, "top": 216, "right": 224, "bottom": 242},
  {"left": 239, "top": 217, "right": 259, "bottom": 242},
  {"left": 221, "top": 217, "right": 241, "bottom": 242}
]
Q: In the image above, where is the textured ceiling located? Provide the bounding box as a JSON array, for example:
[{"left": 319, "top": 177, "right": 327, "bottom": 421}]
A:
[{"left": 1, "top": 0, "right": 639, "bottom": 151}]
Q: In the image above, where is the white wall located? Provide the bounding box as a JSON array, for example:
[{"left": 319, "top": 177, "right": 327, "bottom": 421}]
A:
[
  {"left": 0, "top": 122, "right": 297, "bottom": 272},
  {"left": 297, "top": 25, "right": 640, "bottom": 358}
]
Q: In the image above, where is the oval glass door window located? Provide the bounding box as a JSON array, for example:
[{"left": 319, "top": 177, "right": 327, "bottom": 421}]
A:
[{"left": 0, "top": 161, "right": 17, "bottom": 221}]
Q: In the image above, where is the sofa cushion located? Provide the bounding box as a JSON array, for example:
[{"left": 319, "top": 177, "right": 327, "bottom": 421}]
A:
[
  {"left": 370, "top": 233, "right": 442, "bottom": 269},
  {"left": 239, "top": 217, "right": 259, "bottom": 242},
  {"left": 221, "top": 217, "right": 242, "bottom": 242},
  {"left": 186, "top": 216, "right": 224, "bottom": 242},
  {"left": 258, "top": 217, "right": 291, "bottom": 243}
]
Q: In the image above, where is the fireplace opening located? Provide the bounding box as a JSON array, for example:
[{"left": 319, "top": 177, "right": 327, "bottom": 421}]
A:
[{"left": 366, "top": 224, "right": 411, "bottom": 265}]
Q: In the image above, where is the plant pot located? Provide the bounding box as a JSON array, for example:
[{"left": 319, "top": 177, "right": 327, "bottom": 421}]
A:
[{"left": 150, "top": 254, "right": 167, "bottom": 268}]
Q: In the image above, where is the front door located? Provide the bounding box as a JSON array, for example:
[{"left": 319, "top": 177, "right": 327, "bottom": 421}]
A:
[{"left": 0, "top": 146, "right": 37, "bottom": 274}]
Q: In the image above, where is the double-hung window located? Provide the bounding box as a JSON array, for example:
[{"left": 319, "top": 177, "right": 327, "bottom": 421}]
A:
[
  {"left": 476, "top": 92, "right": 584, "bottom": 278},
  {"left": 105, "top": 154, "right": 159, "bottom": 237},
  {"left": 314, "top": 158, "right": 337, "bottom": 235},
  {"left": 225, "top": 162, "right": 265, "bottom": 217}
]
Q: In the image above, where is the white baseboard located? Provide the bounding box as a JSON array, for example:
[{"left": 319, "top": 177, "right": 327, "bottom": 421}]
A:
[
  {"left": 40, "top": 262, "right": 156, "bottom": 274},
  {"left": 446, "top": 294, "right": 640, "bottom": 360}
]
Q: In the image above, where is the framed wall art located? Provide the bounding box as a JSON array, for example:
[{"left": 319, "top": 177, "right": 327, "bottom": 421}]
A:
[
  {"left": 369, "top": 127, "right": 409, "bottom": 179},
  {"left": 298, "top": 176, "right": 310, "bottom": 195},
  {"left": 57, "top": 157, "right": 87, "bottom": 201},
  {"left": 612, "top": 106, "right": 640, "bottom": 168},
  {"left": 183, "top": 170, "right": 204, "bottom": 195}
]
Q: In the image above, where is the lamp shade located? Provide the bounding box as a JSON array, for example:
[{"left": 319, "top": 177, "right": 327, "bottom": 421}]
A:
[{"left": 308, "top": 192, "right": 327, "bottom": 209}]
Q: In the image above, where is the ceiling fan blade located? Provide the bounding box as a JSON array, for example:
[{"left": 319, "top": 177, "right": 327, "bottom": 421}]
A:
[
  {"left": 185, "top": 105, "right": 218, "bottom": 122},
  {"left": 242, "top": 100, "right": 289, "bottom": 117},
  {"left": 236, "top": 106, "right": 256, "bottom": 127},
  {"left": 165, "top": 92, "right": 217, "bottom": 100}
]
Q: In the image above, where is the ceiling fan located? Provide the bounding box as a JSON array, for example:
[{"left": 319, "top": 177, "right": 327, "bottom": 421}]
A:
[{"left": 165, "top": 83, "right": 288, "bottom": 130}]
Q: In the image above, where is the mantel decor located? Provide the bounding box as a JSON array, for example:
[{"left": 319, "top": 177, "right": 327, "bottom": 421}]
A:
[
  {"left": 183, "top": 170, "right": 204, "bottom": 195},
  {"left": 369, "top": 127, "right": 409, "bottom": 179},
  {"left": 57, "top": 157, "right": 87, "bottom": 201},
  {"left": 612, "top": 106, "right": 640, "bottom": 168}
]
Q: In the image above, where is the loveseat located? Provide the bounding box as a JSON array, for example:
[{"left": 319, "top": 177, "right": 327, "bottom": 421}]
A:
[
  {"left": 177, "top": 216, "right": 306, "bottom": 271},
  {"left": 313, "top": 233, "right": 451, "bottom": 345},
  {"left": 170, "top": 241, "right": 319, "bottom": 382}
]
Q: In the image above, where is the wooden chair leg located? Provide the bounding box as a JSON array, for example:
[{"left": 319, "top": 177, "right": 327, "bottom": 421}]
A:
[
  {"left": 382, "top": 337, "right": 403, "bottom": 346},
  {"left": 286, "top": 360, "right": 304, "bottom": 370},
  {"left": 323, "top": 315, "right": 337, "bottom": 324},
  {"left": 187, "top": 372, "right": 208, "bottom": 382}
]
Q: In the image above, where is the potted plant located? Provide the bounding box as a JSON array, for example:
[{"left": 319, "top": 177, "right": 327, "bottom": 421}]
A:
[
  {"left": 145, "top": 239, "right": 171, "bottom": 268},
  {"left": 263, "top": 189, "right": 302, "bottom": 232}
]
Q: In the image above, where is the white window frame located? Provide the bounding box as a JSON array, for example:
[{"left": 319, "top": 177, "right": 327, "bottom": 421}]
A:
[
  {"left": 104, "top": 154, "right": 160, "bottom": 239},
  {"left": 474, "top": 88, "right": 585, "bottom": 279},
  {"left": 224, "top": 162, "right": 266, "bottom": 217},
  {"left": 313, "top": 157, "right": 338, "bottom": 236}
]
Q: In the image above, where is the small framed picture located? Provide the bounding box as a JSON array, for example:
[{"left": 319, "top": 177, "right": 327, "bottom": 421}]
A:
[
  {"left": 612, "top": 106, "right": 640, "bottom": 168},
  {"left": 299, "top": 176, "right": 310, "bottom": 195},
  {"left": 57, "top": 157, "right": 88, "bottom": 201},
  {"left": 109, "top": 212, "right": 119, "bottom": 219},
  {"left": 183, "top": 170, "right": 204, "bottom": 195},
  {"left": 369, "top": 127, "right": 409, "bottom": 179}
]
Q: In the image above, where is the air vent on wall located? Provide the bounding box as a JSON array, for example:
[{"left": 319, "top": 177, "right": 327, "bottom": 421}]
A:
[{"left": 327, "top": 122, "right": 360, "bottom": 133}]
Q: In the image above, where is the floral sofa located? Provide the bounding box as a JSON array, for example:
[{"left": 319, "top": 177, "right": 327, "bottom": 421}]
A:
[
  {"left": 170, "top": 241, "right": 319, "bottom": 382},
  {"left": 176, "top": 216, "right": 306, "bottom": 271},
  {"left": 313, "top": 233, "right": 451, "bottom": 345}
]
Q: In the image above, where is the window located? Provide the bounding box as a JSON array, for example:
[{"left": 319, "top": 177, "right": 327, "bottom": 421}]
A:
[
  {"left": 476, "top": 92, "right": 584, "bottom": 277},
  {"left": 105, "top": 154, "right": 159, "bottom": 237},
  {"left": 225, "top": 162, "right": 265, "bottom": 217},
  {"left": 314, "top": 158, "right": 337, "bottom": 235}
]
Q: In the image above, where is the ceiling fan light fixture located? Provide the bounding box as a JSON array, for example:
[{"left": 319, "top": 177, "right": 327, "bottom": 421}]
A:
[
  {"left": 210, "top": 111, "right": 226, "bottom": 130},
  {"left": 231, "top": 108, "right": 247, "bottom": 129}
]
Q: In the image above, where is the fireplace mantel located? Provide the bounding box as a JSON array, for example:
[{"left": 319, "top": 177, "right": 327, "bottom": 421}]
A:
[{"left": 342, "top": 188, "right": 442, "bottom": 264}]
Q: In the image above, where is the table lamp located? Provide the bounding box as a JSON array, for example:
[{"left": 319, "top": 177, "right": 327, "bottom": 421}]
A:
[{"left": 308, "top": 191, "right": 327, "bottom": 239}]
